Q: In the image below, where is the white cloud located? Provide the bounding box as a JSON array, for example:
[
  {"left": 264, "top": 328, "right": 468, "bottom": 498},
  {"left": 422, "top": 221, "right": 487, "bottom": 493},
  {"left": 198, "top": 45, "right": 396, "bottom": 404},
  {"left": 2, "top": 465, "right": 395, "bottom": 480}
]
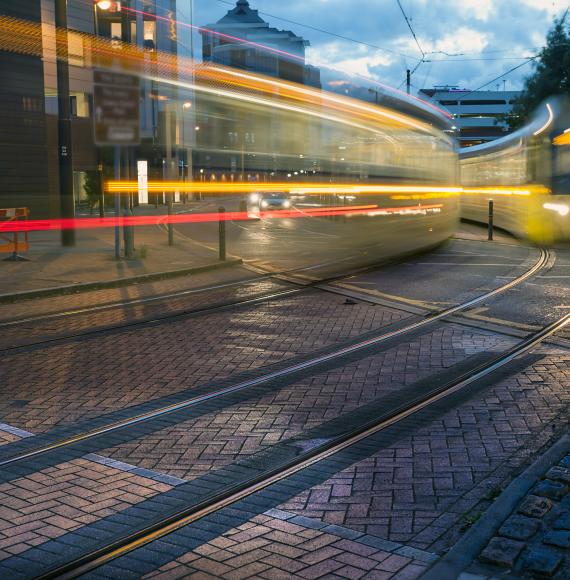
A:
[
  {"left": 462, "top": 0, "right": 494, "bottom": 21},
  {"left": 519, "top": 0, "right": 569, "bottom": 17}
]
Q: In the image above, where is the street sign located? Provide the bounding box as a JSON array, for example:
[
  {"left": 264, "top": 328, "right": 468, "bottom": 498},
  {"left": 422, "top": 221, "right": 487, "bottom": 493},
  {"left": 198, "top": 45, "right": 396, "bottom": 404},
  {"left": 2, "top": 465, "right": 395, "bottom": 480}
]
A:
[{"left": 93, "top": 70, "right": 140, "bottom": 145}]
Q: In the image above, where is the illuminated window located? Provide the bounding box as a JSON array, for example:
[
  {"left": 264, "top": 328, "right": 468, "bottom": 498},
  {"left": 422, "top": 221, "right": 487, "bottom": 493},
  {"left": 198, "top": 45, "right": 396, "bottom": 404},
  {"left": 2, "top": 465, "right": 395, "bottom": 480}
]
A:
[
  {"left": 70, "top": 93, "right": 90, "bottom": 118},
  {"left": 144, "top": 21, "right": 156, "bottom": 50},
  {"left": 110, "top": 22, "right": 122, "bottom": 40}
]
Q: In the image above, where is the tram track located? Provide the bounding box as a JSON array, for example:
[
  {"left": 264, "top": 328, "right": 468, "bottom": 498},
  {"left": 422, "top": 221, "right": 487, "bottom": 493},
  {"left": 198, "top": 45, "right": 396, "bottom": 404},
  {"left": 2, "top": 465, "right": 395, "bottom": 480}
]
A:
[
  {"left": 33, "top": 282, "right": 570, "bottom": 580},
  {"left": 0, "top": 245, "right": 548, "bottom": 354},
  {"left": 0, "top": 248, "right": 550, "bottom": 469},
  {"left": 0, "top": 256, "right": 409, "bottom": 352}
]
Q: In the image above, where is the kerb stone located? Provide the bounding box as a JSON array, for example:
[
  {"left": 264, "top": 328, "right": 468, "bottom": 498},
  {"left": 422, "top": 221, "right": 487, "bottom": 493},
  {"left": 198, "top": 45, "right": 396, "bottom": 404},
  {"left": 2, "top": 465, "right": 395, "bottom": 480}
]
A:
[
  {"left": 545, "top": 466, "right": 570, "bottom": 486},
  {"left": 522, "top": 547, "right": 562, "bottom": 578},
  {"left": 543, "top": 530, "right": 570, "bottom": 549},
  {"left": 479, "top": 537, "right": 525, "bottom": 568},
  {"left": 498, "top": 515, "right": 540, "bottom": 541},
  {"left": 531, "top": 480, "right": 568, "bottom": 501},
  {"left": 518, "top": 496, "right": 552, "bottom": 518}
]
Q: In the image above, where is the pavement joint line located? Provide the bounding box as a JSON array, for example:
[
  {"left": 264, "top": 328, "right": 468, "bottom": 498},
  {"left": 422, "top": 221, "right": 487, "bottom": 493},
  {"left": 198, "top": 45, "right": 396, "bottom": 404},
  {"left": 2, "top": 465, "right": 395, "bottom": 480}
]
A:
[
  {"left": 0, "top": 248, "right": 551, "bottom": 470},
  {"left": 0, "top": 259, "right": 243, "bottom": 304},
  {"left": 322, "top": 279, "right": 570, "bottom": 350},
  {"left": 263, "top": 508, "right": 439, "bottom": 563},
  {"left": 421, "top": 433, "right": 570, "bottom": 580},
  {"left": 0, "top": 273, "right": 284, "bottom": 327},
  {"left": 0, "top": 423, "right": 189, "bottom": 487},
  {"left": 0, "top": 344, "right": 558, "bottom": 578}
]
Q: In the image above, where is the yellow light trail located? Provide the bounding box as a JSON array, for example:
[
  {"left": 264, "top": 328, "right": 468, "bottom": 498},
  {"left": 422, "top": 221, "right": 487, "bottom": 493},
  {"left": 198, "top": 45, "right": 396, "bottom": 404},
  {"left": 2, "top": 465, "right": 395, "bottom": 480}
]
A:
[
  {"left": 105, "top": 181, "right": 463, "bottom": 196},
  {"left": 0, "top": 15, "right": 438, "bottom": 135},
  {"left": 106, "top": 181, "right": 549, "bottom": 198}
]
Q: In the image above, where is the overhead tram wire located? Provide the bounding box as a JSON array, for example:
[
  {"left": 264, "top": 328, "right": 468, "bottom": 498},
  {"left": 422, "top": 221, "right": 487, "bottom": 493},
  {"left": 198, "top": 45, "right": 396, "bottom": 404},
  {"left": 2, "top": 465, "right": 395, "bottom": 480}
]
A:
[
  {"left": 214, "top": 0, "right": 418, "bottom": 60},
  {"left": 457, "top": 57, "right": 538, "bottom": 100},
  {"left": 395, "top": 0, "right": 425, "bottom": 58}
]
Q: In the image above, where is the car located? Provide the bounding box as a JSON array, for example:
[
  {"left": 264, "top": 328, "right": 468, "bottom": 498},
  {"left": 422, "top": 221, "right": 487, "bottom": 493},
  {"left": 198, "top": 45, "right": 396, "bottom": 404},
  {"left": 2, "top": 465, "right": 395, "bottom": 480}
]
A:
[{"left": 247, "top": 192, "right": 292, "bottom": 214}]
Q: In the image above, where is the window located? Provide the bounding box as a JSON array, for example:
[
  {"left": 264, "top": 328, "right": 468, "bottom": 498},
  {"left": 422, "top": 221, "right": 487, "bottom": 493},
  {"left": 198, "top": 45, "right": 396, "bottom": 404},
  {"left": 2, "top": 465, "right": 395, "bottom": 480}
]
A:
[
  {"left": 110, "top": 22, "right": 122, "bottom": 41},
  {"left": 460, "top": 100, "right": 507, "bottom": 105},
  {"left": 144, "top": 21, "right": 156, "bottom": 50},
  {"left": 70, "top": 93, "right": 90, "bottom": 118}
]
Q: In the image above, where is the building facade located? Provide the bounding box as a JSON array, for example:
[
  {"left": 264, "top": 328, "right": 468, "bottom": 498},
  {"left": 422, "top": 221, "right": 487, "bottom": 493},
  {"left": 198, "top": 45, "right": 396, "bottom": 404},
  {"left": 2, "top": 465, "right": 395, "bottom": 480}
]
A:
[
  {"left": 200, "top": 0, "right": 320, "bottom": 88},
  {"left": 0, "top": 0, "right": 192, "bottom": 217},
  {"left": 419, "top": 87, "right": 522, "bottom": 147}
]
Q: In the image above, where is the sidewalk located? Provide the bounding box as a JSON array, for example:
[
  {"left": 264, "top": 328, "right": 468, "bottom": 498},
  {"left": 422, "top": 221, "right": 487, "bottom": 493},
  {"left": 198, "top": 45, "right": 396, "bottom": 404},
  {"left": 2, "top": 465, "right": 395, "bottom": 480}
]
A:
[
  {"left": 454, "top": 221, "right": 521, "bottom": 244},
  {"left": 423, "top": 434, "right": 570, "bottom": 579},
  {"left": 0, "top": 203, "right": 239, "bottom": 300}
]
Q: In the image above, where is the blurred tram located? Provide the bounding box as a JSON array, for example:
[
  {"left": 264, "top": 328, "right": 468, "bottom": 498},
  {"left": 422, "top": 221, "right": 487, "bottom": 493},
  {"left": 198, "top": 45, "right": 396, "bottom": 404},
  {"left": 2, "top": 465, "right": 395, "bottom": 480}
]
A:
[
  {"left": 187, "top": 62, "right": 461, "bottom": 266},
  {"left": 0, "top": 14, "right": 463, "bottom": 270},
  {"left": 460, "top": 97, "right": 570, "bottom": 243}
]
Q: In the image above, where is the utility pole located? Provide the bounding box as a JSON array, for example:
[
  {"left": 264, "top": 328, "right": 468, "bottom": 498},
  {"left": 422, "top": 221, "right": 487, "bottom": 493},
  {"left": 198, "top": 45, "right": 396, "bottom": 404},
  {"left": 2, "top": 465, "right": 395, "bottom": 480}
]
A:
[
  {"left": 55, "top": 0, "right": 75, "bottom": 246},
  {"left": 406, "top": 69, "right": 411, "bottom": 95},
  {"left": 122, "top": 1, "right": 135, "bottom": 257}
]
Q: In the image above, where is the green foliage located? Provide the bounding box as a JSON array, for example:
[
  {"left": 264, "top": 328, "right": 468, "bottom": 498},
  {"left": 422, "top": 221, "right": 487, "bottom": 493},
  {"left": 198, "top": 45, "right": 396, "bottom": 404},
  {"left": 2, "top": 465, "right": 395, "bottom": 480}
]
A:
[
  {"left": 509, "top": 17, "right": 570, "bottom": 129},
  {"left": 83, "top": 170, "right": 103, "bottom": 214},
  {"left": 460, "top": 512, "right": 482, "bottom": 531}
]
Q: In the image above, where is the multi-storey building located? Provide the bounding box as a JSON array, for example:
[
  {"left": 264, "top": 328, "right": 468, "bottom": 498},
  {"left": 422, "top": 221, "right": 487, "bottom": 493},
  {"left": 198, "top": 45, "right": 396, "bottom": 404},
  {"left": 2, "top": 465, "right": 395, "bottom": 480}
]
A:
[
  {"left": 200, "top": 0, "right": 320, "bottom": 88},
  {"left": 419, "top": 87, "right": 522, "bottom": 147},
  {"left": 0, "top": 0, "right": 192, "bottom": 216}
]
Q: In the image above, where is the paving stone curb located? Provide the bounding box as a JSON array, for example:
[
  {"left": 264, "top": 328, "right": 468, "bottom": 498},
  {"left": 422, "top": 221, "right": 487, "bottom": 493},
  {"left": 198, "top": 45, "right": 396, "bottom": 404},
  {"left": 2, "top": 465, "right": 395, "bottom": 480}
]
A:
[
  {"left": 0, "top": 258, "right": 242, "bottom": 304},
  {"left": 421, "top": 433, "right": 570, "bottom": 580}
]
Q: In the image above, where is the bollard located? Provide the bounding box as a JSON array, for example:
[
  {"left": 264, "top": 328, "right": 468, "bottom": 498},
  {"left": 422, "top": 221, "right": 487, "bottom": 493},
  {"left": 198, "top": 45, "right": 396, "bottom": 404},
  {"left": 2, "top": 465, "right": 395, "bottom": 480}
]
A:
[
  {"left": 167, "top": 193, "right": 174, "bottom": 246},
  {"left": 488, "top": 200, "right": 494, "bottom": 241},
  {"left": 98, "top": 163, "right": 105, "bottom": 219},
  {"left": 218, "top": 206, "right": 226, "bottom": 261}
]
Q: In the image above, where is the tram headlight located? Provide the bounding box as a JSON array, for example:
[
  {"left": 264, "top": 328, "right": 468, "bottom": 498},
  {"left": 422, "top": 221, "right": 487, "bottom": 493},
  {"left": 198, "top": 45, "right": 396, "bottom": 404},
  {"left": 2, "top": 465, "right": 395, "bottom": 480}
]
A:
[
  {"left": 543, "top": 202, "right": 570, "bottom": 217},
  {"left": 249, "top": 193, "right": 260, "bottom": 203}
]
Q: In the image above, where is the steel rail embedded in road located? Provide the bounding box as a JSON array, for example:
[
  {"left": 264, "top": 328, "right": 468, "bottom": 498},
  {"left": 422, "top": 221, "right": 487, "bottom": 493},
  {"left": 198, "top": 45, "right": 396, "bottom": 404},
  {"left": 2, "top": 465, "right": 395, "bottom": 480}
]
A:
[
  {"left": 0, "top": 273, "right": 278, "bottom": 328},
  {"left": 0, "top": 252, "right": 365, "bottom": 330},
  {"left": 0, "top": 255, "right": 373, "bottom": 351},
  {"left": 0, "top": 248, "right": 549, "bottom": 470},
  {"left": 40, "top": 281, "right": 570, "bottom": 580},
  {"left": 0, "top": 286, "right": 304, "bottom": 353}
]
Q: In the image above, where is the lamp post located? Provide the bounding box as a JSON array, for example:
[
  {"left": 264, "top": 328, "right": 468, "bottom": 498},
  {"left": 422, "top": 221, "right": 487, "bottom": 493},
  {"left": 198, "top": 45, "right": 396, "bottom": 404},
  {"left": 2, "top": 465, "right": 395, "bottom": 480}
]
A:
[
  {"left": 93, "top": 1, "right": 110, "bottom": 220},
  {"left": 55, "top": 0, "right": 75, "bottom": 246}
]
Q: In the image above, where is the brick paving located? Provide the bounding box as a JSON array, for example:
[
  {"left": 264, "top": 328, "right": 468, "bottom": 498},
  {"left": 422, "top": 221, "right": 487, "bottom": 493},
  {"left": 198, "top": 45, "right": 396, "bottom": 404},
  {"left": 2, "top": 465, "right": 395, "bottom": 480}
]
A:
[
  {"left": 142, "top": 513, "right": 432, "bottom": 580},
  {"left": 277, "top": 346, "right": 570, "bottom": 556},
  {"left": 99, "top": 324, "right": 515, "bottom": 482},
  {"left": 0, "top": 429, "right": 174, "bottom": 563},
  {"left": 0, "top": 264, "right": 253, "bottom": 324},
  {"left": 0, "top": 291, "right": 408, "bottom": 433},
  {"left": 0, "top": 277, "right": 294, "bottom": 349}
]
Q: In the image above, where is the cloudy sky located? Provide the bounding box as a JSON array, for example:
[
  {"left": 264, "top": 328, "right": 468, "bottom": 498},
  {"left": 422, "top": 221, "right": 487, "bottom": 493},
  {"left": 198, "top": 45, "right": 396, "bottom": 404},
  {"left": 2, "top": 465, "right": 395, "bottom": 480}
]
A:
[{"left": 188, "top": 0, "right": 569, "bottom": 95}]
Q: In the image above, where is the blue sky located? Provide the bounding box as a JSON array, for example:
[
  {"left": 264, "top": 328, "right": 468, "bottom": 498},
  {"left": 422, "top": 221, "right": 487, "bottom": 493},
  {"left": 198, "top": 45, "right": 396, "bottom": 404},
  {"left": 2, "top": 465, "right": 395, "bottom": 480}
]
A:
[{"left": 187, "top": 0, "right": 569, "bottom": 94}]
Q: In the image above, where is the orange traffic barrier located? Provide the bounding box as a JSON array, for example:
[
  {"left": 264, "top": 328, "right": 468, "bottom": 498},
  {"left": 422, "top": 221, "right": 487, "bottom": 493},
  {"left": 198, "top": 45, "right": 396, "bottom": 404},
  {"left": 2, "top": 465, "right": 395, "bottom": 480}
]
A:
[{"left": 0, "top": 207, "right": 30, "bottom": 261}]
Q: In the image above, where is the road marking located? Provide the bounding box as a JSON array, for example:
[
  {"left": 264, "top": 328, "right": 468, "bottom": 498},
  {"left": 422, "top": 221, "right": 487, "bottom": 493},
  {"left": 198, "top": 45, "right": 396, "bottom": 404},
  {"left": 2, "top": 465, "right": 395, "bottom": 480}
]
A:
[{"left": 408, "top": 262, "right": 525, "bottom": 266}]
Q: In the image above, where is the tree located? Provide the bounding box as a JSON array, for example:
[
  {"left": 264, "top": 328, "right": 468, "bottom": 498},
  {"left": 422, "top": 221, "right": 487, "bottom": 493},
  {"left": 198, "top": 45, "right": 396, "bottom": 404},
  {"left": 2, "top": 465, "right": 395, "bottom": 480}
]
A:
[
  {"left": 508, "top": 16, "right": 570, "bottom": 129},
  {"left": 83, "top": 170, "right": 103, "bottom": 214}
]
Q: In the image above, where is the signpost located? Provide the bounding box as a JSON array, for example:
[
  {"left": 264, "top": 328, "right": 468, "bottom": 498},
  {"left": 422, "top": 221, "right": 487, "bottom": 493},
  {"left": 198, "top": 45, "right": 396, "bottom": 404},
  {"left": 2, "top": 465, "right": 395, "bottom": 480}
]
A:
[
  {"left": 93, "top": 70, "right": 140, "bottom": 258},
  {"left": 93, "top": 71, "right": 140, "bottom": 146}
]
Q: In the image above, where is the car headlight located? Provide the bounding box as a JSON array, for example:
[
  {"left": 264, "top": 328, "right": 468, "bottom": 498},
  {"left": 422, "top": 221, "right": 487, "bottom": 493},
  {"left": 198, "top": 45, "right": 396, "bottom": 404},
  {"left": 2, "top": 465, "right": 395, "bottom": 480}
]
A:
[
  {"left": 543, "top": 202, "right": 569, "bottom": 217},
  {"left": 249, "top": 193, "right": 260, "bottom": 203},
  {"left": 261, "top": 200, "right": 269, "bottom": 208},
  {"left": 283, "top": 200, "right": 291, "bottom": 208}
]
